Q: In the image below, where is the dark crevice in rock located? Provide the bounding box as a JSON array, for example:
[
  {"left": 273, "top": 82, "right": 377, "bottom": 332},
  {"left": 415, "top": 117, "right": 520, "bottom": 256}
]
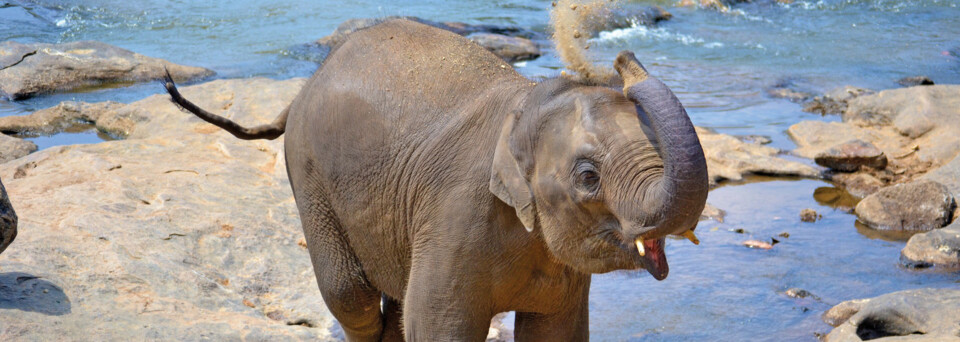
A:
[
  {"left": 285, "top": 319, "right": 315, "bottom": 328},
  {"left": 0, "top": 50, "right": 36, "bottom": 71}
]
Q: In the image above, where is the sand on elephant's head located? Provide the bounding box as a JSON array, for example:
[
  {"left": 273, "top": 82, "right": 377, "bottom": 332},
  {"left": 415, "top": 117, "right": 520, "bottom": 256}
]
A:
[{"left": 551, "top": 0, "right": 620, "bottom": 84}]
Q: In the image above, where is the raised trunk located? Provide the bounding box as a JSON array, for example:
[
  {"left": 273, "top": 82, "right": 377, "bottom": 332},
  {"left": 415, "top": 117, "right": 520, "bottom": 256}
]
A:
[{"left": 616, "top": 51, "right": 708, "bottom": 237}]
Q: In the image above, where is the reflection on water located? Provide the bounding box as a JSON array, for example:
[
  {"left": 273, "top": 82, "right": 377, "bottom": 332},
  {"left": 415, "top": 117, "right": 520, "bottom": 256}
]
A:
[
  {"left": 854, "top": 220, "right": 924, "bottom": 242},
  {"left": 813, "top": 186, "right": 860, "bottom": 212}
]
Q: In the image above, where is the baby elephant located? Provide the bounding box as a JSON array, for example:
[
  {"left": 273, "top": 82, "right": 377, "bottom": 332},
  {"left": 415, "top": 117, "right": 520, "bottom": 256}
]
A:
[{"left": 165, "top": 19, "right": 707, "bottom": 341}]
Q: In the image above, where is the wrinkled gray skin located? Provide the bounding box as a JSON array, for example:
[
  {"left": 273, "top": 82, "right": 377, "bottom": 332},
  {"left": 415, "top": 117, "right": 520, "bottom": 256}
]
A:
[
  {"left": 0, "top": 178, "right": 17, "bottom": 256},
  {"left": 165, "top": 19, "right": 707, "bottom": 341}
]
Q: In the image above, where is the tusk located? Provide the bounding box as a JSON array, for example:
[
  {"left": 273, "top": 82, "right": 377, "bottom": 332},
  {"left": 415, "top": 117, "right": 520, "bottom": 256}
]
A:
[
  {"left": 635, "top": 237, "right": 645, "bottom": 257},
  {"left": 681, "top": 230, "right": 700, "bottom": 245}
]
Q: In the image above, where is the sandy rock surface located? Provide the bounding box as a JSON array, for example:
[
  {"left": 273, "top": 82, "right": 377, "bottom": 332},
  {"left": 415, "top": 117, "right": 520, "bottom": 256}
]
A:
[
  {"left": 0, "top": 41, "right": 213, "bottom": 100},
  {"left": 698, "top": 127, "right": 819, "bottom": 185},
  {"left": 0, "top": 134, "right": 35, "bottom": 164},
  {"left": 823, "top": 288, "right": 960, "bottom": 342},
  {"left": 0, "top": 77, "right": 342, "bottom": 340}
]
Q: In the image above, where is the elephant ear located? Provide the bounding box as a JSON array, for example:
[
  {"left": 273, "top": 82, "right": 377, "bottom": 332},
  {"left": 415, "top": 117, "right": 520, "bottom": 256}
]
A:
[{"left": 489, "top": 115, "right": 538, "bottom": 232}]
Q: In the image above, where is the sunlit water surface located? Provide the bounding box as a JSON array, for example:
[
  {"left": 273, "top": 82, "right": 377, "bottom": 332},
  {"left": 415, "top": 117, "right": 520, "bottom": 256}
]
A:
[{"left": 2, "top": 0, "right": 959, "bottom": 339}]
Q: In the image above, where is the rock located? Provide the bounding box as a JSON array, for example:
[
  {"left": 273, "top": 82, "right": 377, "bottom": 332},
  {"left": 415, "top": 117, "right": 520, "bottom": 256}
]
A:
[
  {"left": 802, "top": 86, "right": 874, "bottom": 115},
  {"left": 854, "top": 180, "right": 955, "bottom": 231},
  {"left": 697, "top": 127, "right": 820, "bottom": 186},
  {"left": 0, "top": 134, "right": 36, "bottom": 163},
  {"left": 0, "top": 101, "right": 132, "bottom": 138},
  {"left": 814, "top": 139, "right": 887, "bottom": 172},
  {"left": 742, "top": 240, "right": 773, "bottom": 250},
  {"left": 314, "top": 17, "right": 542, "bottom": 62},
  {"left": 823, "top": 288, "right": 960, "bottom": 341},
  {"left": 897, "top": 76, "right": 934, "bottom": 87},
  {"left": 784, "top": 288, "right": 817, "bottom": 300},
  {"left": 787, "top": 121, "right": 908, "bottom": 161},
  {"left": 767, "top": 86, "right": 812, "bottom": 103},
  {"left": 844, "top": 85, "right": 960, "bottom": 162},
  {"left": 0, "top": 41, "right": 214, "bottom": 100},
  {"left": 734, "top": 135, "right": 771, "bottom": 145},
  {"left": 0, "top": 77, "right": 341, "bottom": 339},
  {"left": 827, "top": 172, "right": 884, "bottom": 198},
  {"left": 700, "top": 202, "right": 725, "bottom": 223},
  {"left": 577, "top": 4, "right": 672, "bottom": 34},
  {"left": 467, "top": 33, "right": 541, "bottom": 63},
  {"left": 800, "top": 209, "right": 820, "bottom": 223},
  {"left": 0, "top": 178, "right": 16, "bottom": 255},
  {"left": 900, "top": 220, "right": 960, "bottom": 268}
]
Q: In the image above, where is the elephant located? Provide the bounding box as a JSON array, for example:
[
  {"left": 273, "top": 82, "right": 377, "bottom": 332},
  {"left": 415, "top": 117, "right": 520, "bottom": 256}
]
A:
[
  {"left": 164, "top": 18, "right": 707, "bottom": 341},
  {"left": 0, "top": 178, "right": 16, "bottom": 256}
]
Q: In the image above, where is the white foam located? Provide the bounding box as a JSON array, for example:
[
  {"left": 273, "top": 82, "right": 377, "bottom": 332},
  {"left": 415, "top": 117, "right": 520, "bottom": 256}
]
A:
[{"left": 594, "top": 25, "right": 725, "bottom": 50}]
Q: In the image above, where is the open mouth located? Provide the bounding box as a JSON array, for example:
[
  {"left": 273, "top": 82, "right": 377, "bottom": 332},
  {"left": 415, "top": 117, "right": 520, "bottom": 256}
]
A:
[{"left": 634, "top": 237, "right": 668, "bottom": 281}]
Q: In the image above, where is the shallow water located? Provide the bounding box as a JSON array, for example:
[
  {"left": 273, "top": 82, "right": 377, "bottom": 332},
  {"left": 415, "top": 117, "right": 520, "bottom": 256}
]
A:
[{"left": 3, "top": 0, "right": 959, "bottom": 339}]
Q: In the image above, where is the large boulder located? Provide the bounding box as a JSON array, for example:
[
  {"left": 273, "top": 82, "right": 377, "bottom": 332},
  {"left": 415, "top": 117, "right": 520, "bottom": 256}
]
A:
[
  {"left": 823, "top": 288, "right": 960, "bottom": 342},
  {"left": 0, "top": 178, "right": 16, "bottom": 255},
  {"left": 844, "top": 85, "right": 960, "bottom": 162},
  {"left": 854, "top": 180, "right": 955, "bottom": 231},
  {"left": 0, "top": 78, "right": 339, "bottom": 339},
  {"left": 0, "top": 41, "right": 214, "bottom": 100},
  {"left": 314, "top": 17, "right": 543, "bottom": 63}
]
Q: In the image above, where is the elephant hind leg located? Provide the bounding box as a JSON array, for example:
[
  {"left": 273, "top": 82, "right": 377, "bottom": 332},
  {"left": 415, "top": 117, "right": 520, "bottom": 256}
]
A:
[{"left": 296, "top": 188, "right": 382, "bottom": 341}]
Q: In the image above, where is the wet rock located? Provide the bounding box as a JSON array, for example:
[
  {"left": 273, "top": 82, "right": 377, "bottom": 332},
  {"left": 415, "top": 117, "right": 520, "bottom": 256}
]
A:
[
  {"left": 0, "top": 41, "right": 213, "bottom": 100},
  {"left": 854, "top": 180, "right": 955, "bottom": 231},
  {"left": 734, "top": 135, "right": 772, "bottom": 145},
  {"left": 767, "top": 86, "right": 813, "bottom": 103},
  {"left": 897, "top": 76, "right": 934, "bottom": 87},
  {"left": 742, "top": 240, "right": 773, "bottom": 250},
  {"left": 802, "top": 86, "right": 874, "bottom": 115},
  {"left": 784, "top": 288, "right": 817, "bottom": 300},
  {"left": 577, "top": 4, "right": 672, "bottom": 34},
  {"left": 827, "top": 172, "right": 883, "bottom": 198},
  {"left": 0, "top": 101, "right": 130, "bottom": 138},
  {"left": 799, "top": 209, "right": 820, "bottom": 223},
  {"left": 314, "top": 17, "right": 542, "bottom": 62},
  {"left": 823, "top": 288, "right": 960, "bottom": 341},
  {"left": 697, "top": 127, "right": 820, "bottom": 186},
  {"left": 787, "top": 121, "right": 907, "bottom": 161},
  {"left": 467, "top": 33, "right": 540, "bottom": 63},
  {"left": 0, "top": 77, "right": 340, "bottom": 340},
  {"left": 0, "top": 178, "right": 16, "bottom": 255},
  {"left": 814, "top": 139, "right": 887, "bottom": 172},
  {"left": 0, "top": 134, "right": 36, "bottom": 163},
  {"left": 900, "top": 221, "right": 960, "bottom": 268},
  {"left": 700, "top": 203, "right": 725, "bottom": 223}
]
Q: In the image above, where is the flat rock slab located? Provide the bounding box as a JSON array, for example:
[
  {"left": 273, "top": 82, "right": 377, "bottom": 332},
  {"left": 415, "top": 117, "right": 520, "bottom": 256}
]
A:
[
  {"left": 0, "top": 40, "right": 214, "bottom": 100},
  {"left": 854, "top": 180, "right": 955, "bottom": 231},
  {"left": 814, "top": 139, "right": 887, "bottom": 172},
  {"left": 803, "top": 85, "right": 874, "bottom": 115},
  {"left": 698, "top": 127, "right": 820, "bottom": 185},
  {"left": 823, "top": 288, "right": 960, "bottom": 342},
  {"left": 0, "top": 77, "right": 340, "bottom": 340}
]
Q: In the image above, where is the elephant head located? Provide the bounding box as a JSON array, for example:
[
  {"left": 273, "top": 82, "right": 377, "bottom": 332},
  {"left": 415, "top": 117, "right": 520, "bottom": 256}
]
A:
[{"left": 490, "top": 51, "right": 708, "bottom": 280}]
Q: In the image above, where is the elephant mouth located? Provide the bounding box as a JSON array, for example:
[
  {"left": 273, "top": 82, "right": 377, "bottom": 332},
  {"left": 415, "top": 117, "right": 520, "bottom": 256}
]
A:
[{"left": 600, "top": 224, "right": 669, "bottom": 280}]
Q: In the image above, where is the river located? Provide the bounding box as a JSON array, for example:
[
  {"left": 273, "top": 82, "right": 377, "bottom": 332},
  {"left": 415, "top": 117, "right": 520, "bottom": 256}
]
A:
[{"left": 2, "top": 0, "right": 958, "bottom": 340}]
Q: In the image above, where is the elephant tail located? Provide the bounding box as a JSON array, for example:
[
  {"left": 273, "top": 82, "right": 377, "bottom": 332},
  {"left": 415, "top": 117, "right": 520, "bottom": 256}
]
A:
[{"left": 163, "top": 69, "right": 288, "bottom": 140}]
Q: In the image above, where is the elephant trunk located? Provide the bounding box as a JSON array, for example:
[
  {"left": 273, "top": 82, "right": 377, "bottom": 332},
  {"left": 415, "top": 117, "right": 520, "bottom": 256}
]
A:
[{"left": 614, "top": 51, "right": 708, "bottom": 238}]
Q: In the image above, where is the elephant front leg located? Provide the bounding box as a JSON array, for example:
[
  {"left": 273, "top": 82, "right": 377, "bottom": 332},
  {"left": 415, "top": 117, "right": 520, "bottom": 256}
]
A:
[
  {"left": 402, "top": 265, "right": 491, "bottom": 341},
  {"left": 514, "top": 281, "right": 590, "bottom": 341}
]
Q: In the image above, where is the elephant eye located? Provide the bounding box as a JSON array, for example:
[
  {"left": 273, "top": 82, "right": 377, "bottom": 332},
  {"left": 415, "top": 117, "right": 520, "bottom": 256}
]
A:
[{"left": 574, "top": 160, "right": 600, "bottom": 192}]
